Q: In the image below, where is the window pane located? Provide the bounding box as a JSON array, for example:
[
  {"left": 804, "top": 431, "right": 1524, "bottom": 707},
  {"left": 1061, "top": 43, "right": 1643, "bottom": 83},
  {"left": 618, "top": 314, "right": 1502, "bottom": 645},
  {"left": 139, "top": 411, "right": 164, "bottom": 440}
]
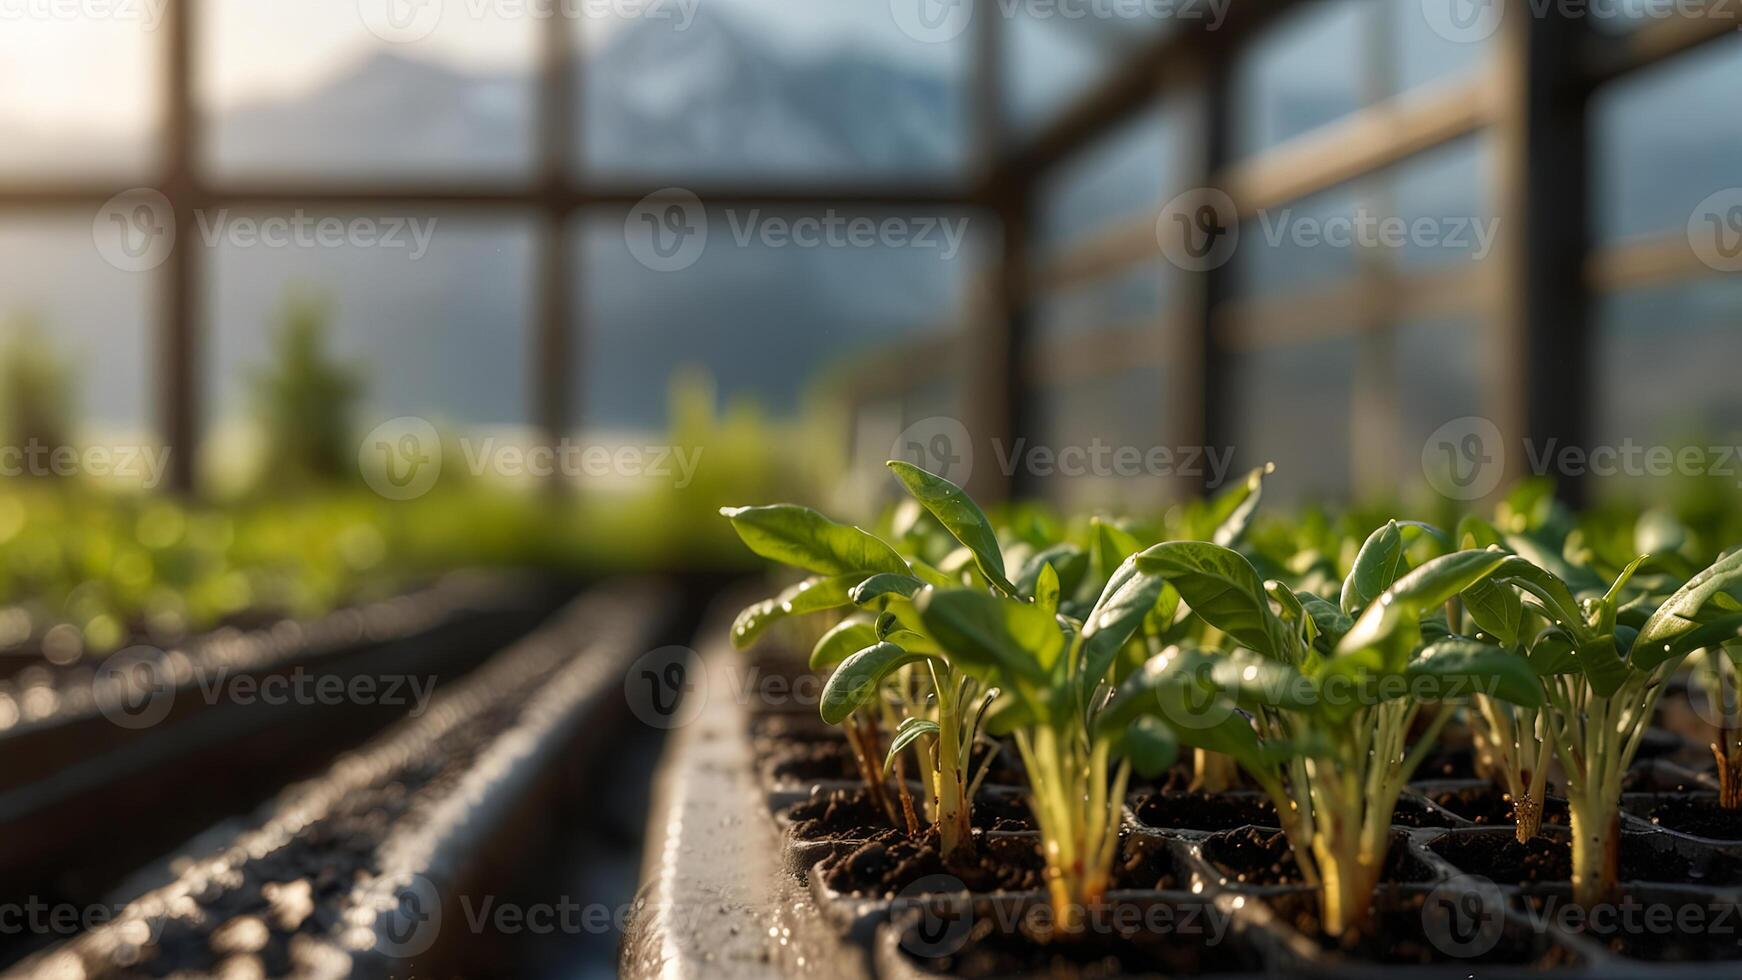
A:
[
  {"left": 0, "top": 215, "right": 153, "bottom": 440},
  {"left": 575, "top": 206, "right": 978, "bottom": 431},
  {"left": 0, "top": 17, "right": 160, "bottom": 178},
  {"left": 1594, "top": 33, "right": 1742, "bottom": 243},
  {"left": 1233, "top": 0, "right": 1367, "bottom": 159},
  {"left": 1395, "top": 314, "right": 1484, "bottom": 490},
  {"left": 1003, "top": 9, "right": 1174, "bottom": 133},
  {"left": 202, "top": 0, "right": 537, "bottom": 179},
  {"left": 1233, "top": 186, "right": 1361, "bottom": 300},
  {"left": 1035, "top": 262, "right": 1167, "bottom": 340},
  {"left": 1397, "top": 0, "right": 1493, "bottom": 95},
  {"left": 1229, "top": 336, "right": 1356, "bottom": 503},
  {"left": 1385, "top": 136, "right": 1492, "bottom": 269},
  {"left": 580, "top": 1, "right": 968, "bottom": 180},
  {"left": 1039, "top": 106, "right": 1172, "bottom": 255},
  {"left": 1594, "top": 280, "right": 1742, "bottom": 449},
  {"left": 206, "top": 215, "right": 533, "bottom": 491},
  {"left": 1031, "top": 367, "right": 1168, "bottom": 510}
]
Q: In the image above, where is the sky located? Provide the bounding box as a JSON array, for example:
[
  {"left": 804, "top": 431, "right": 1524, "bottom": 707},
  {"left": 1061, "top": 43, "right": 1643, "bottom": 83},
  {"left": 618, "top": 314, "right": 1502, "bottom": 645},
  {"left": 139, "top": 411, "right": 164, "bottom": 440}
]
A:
[{"left": 0, "top": 0, "right": 954, "bottom": 137}]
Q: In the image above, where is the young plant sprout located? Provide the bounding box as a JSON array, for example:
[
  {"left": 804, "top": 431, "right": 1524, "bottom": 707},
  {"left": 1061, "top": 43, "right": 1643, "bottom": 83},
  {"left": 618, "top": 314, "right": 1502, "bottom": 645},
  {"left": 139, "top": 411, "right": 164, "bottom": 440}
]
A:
[
  {"left": 1494, "top": 548, "right": 1742, "bottom": 906},
  {"left": 1116, "top": 525, "right": 1542, "bottom": 940},
  {"left": 1695, "top": 644, "right": 1742, "bottom": 809}
]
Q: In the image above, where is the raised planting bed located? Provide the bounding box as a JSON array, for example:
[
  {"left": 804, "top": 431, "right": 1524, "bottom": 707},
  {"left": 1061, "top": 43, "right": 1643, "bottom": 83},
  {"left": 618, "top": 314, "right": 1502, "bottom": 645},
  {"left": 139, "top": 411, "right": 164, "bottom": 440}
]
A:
[
  {"left": 0, "top": 573, "right": 568, "bottom": 941},
  {"left": 630, "top": 462, "right": 1742, "bottom": 977},
  {"left": 6, "top": 580, "right": 671, "bottom": 980}
]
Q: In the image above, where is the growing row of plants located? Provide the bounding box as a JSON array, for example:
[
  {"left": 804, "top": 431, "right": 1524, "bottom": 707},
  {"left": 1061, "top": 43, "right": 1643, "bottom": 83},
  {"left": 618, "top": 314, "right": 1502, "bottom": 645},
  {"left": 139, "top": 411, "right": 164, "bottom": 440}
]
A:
[{"left": 723, "top": 463, "right": 1742, "bottom": 942}]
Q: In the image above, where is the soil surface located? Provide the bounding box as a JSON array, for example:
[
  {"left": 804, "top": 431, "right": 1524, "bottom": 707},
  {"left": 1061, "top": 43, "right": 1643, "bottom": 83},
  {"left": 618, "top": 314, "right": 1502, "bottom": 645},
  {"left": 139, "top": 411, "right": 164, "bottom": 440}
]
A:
[
  {"left": 1132, "top": 792, "right": 1277, "bottom": 832},
  {"left": 897, "top": 899, "right": 1266, "bottom": 978},
  {"left": 1267, "top": 890, "right": 1572, "bottom": 966},
  {"left": 786, "top": 786, "right": 1036, "bottom": 841},
  {"left": 1201, "top": 828, "right": 1434, "bottom": 886},
  {"left": 766, "top": 736, "right": 859, "bottom": 783},
  {"left": 820, "top": 832, "right": 1181, "bottom": 898},
  {"left": 1388, "top": 795, "right": 1460, "bottom": 829},
  {"left": 1429, "top": 785, "right": 1570, "bottom": 828},
  {"left": 1413, "top": 745, "right": 1478, "bottom": 781},
  {"left": 788, "top": 786, "right": 890, "bottom": 840},
  {"left": 1644, "top": 795, "right": 1742, "bottom": 840},
  {"left": 1427, "top": 830, "right": 1742, "bottom": 885}
]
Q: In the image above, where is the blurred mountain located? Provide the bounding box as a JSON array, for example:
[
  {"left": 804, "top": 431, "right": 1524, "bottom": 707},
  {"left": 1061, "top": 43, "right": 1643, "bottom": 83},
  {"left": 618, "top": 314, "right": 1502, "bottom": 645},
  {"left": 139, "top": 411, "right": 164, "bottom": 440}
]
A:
[{"left": 4, "top": 5, "right": 969, "bottom": 433}]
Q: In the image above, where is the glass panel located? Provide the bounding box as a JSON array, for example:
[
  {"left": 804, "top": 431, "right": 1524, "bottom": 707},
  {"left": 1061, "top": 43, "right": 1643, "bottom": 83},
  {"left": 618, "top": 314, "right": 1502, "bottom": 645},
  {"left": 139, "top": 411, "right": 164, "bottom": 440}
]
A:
[
  {"left": 1233, "top": 186, "right": 1361, "bottom": 300},
  {"left": 575, "top": 206, "right": 978, "bottom": 432},
  {"left": 1395, "top": 314, "right": 1484, "bottom": 490},
  {"left": 1594, "top": 280, "right": 1742, "bottom": 448},
  {"left": 202, "top": 0, "right": 537, "bottom": 179},
  {"left": 205, "top": 214, "right": 533, "bottom": 492},
  {"left": 1003, "top": 8, "right": 1176, "bottom": 133},
  {"left": 1594, "top": 33, "right": 1742, "bottom": 243},
  {"left": 1031, "top": 367, "right": 1169, "bottom": 510},
  {"left": 1397, "top": 0, "right": 1495, "bottom": 94},
  {"left": 1228, "top": 336, "right": 1356, "bottom": 503},
  {"left": 1232, "top": 0, "right": 1367, "bottom": 159},
  {"left": 1383, "top": 135, "right": 1493, "bottom": 270},
  {"left": 1035, "top": 262, "right": 1166, "bottom": 340},
  {"left": 0, "top": 16, "right": 160, "bottom": 178},
  {"left": 1039, "top": 105, "right": 1172, "bottom": 255},
  {"left": 580, "top": 0, "right": 968, "bottom": 180},
  {"left": 0, "top": 215, "right": 153, "bottom": 444}
]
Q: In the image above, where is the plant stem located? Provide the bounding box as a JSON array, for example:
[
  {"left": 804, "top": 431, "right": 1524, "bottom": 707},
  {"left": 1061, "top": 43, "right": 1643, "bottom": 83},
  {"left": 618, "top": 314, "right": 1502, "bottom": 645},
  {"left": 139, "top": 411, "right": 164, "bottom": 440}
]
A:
[
  {"left": 929, "top": 662, "right": 972, "bottom": 859},
  {"left": 1189, "top": 748, "right": 1237, "bottom": 792}
]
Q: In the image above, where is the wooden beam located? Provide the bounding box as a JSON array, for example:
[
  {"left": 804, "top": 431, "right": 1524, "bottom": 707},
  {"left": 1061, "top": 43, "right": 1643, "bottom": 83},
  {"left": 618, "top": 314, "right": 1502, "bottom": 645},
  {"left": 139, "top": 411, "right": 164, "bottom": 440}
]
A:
[
  {"left": 1492, "top": 6, "right": 1593, "bottom": 505},
  {"left": 1588, "top": 229, "right": 1720, "bottom": 292},
  {"left": 998, "top": 0, "right": 1304, "bottom": 183},
  {"left": 1215, "top": 263, "right": 1487, "bottom": 352},
  {"left": 1585, "top": 1, "right": 1740, "bottom": 84},
  {"left": 1219, "top": 74, "right": 1495, "bottom": 218},
  {"left": 160, "top": 0, "right": 200, "bottom": 495}
]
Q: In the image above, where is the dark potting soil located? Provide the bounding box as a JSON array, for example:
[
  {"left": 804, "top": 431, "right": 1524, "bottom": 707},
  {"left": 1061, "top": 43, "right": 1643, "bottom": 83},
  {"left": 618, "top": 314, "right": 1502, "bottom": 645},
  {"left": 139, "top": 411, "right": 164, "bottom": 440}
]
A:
[
  {"left": 767, "top": 736, "right": 859, "bottom": 782},
  {"left": 1388, "top": 795, "right": 1460, "bottom": 829},
  {"left": 1428, "top": 831, "right": 1742, "bottom": 885},
  {"left": 1644, "top": 796, "right": 1742, "bottom": 840},
  {"left": 1413, "top": 745, "right": 1478, "bottom": 781},
  {"left": 1430, "top": 785, "right": 1570, "bottom": 828},
  {"left": 820, "top": 832, "right": 1181, "bottom": 898},
  {"left": 788, "top": 786, "right": 892, "bottom": 840},
  {"left": 1267, "top": 890, "right": 1572, "bottom": 966},
  {"left": 820, "top": 830, "right": 1045, "bottom": 896},
  {"left": 786, "top": 786, "right": 1036, "bottom": 841},
  {"left": 1202, "top": 828, "right": 1434, "bottom": 886},
  {"left": 972, "top": 793, "right": 1036, "bottom": 832},
  {"left": 1132, "top": 792, "right": 1277, "bottom": 832},
  {"left": 1521, "top": 890, "right": 1742, "bottom": 962},
  {"left": 898, "top": 901, "right": 1264, "bottom": 978}
]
